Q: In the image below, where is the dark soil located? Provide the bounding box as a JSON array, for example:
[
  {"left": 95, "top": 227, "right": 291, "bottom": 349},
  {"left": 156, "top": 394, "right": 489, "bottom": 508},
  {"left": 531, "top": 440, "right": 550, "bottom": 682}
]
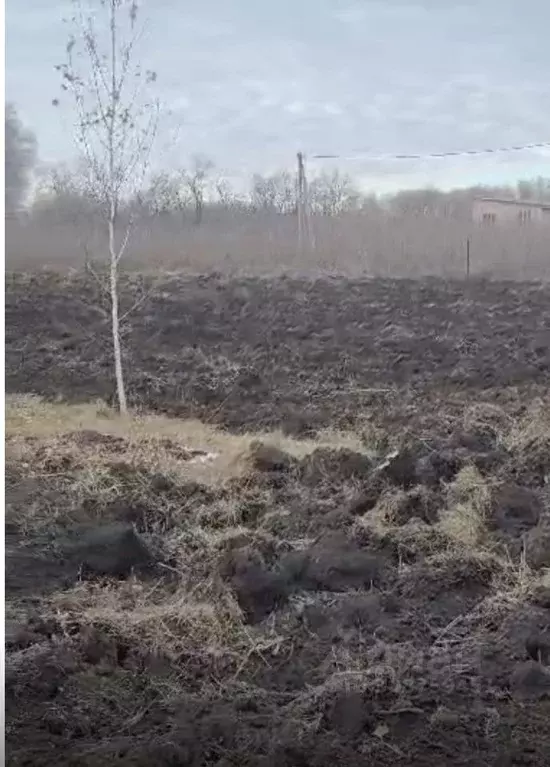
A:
[
  {"left": 5, "top": 272, "right": 550, "bottom": 436},
  {"left": 5, "top": 272, "right": 550, "bottom": 766}
]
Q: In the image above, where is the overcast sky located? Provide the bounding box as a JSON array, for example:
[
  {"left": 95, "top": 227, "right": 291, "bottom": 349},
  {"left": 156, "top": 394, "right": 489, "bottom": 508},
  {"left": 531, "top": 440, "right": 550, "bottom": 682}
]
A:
[{"left": 6, "top": 0, "right": 550, "bottom": 192}]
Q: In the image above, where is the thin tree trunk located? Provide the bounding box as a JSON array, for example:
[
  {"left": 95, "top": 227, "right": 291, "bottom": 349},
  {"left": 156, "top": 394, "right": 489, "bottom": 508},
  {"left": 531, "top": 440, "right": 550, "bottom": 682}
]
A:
[
  {"left": 107, "top": 0, "right": 127, "bottom": 415},
  {"left": 109, "top": 217, "right": 127, "bottom": 414},
  {"left": 194, "top": 195, "right": 203, "bottom": 226}
]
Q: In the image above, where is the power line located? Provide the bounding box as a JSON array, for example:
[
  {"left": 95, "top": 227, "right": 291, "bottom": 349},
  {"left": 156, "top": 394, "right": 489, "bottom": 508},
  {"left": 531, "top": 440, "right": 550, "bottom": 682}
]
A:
[{"left": 310, "top": 141, "right": 550, "bottom": 161}]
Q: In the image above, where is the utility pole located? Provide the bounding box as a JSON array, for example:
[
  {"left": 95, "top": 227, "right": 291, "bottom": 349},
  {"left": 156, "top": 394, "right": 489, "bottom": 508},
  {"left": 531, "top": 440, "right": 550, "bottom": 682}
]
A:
[
  {"left": 297, "top": 151, "right": 305, "bottom": 254},
  {"left": 297, "top": 151, "right": 314, "bottom": 254}
]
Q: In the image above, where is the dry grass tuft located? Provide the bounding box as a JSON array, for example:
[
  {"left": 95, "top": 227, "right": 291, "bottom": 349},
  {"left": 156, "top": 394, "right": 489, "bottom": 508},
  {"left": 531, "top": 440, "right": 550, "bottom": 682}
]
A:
[
  {"left": 503, "top": 398, "right": 550, "bottom": 455},
  {"left": 49, "top": 577, "right": 266, "bottom": 664},
  {"left": 461, "top": 402, "right": 513, "bottom": 447},
  {"left": 438, "top": 465, "right": 493, "bottom": 549},
  {"left": 356, "top": 488, "right": 410, "bottom": 535}
]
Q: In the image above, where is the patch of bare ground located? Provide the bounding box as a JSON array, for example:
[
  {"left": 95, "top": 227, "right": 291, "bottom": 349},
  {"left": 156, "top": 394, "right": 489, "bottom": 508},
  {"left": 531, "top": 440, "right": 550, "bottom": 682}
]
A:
[{"left": 5, "top": 391, "right": 550, "bottom": 766}]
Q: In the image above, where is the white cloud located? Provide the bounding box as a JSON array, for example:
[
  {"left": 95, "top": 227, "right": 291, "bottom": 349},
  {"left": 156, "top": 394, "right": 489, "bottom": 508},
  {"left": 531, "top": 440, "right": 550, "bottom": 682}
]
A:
[
  {"left": 322, "top": 103, "right": 344, "bottom": 116},
  {"left": 332, "top": 6, "right": 368, "bottom": 24},
  {"left": 6, "top": 0, "right": 550, "bottom": 189},
  {"left": 170, "top": 96, "right": 191, "bottom": 110},
  {"left": 284, "top": 101, "right": 307, "bottom": 114}
]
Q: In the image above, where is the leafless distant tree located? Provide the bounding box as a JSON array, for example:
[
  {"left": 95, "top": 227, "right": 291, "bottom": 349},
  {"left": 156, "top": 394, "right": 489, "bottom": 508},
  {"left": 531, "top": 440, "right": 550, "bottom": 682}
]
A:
[
  {"left": 215, "top": 178, "right": 235, "bottom": 209},
  {"left": 31, "top": 162, "right": 106, "bottom": 262},
  {"left": 308, "top": 170, "right": 359, "bottom": 216},
  {"left": 141, "top": 170, "right": 191, "bottom": 217},
  {"left": 250, "top": 171, "right": 297, "bottom": 214},
  {"left": 184, "top": 154, "right": 214, "bottom": 226},
  {"left": 55, "top": 0, "right": 159, "bottom": 414},
  {"left": 32, "top": 162, "right": 101, "bottom": 221},
  {"left": 5, "top": 103, "right": 38, "bottom": 218}
]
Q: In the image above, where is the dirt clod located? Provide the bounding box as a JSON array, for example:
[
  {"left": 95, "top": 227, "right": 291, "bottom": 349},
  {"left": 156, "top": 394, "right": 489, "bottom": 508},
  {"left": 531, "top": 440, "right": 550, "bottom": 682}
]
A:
[
  {"left": 248, "top": 441, "right": 297, "bottom": 473},
  {"left": 62, "top": 524, "right": 154, "bottom": 577},
  {"left": 300, "top": 448, "right": 373, "bottom": 485},
  {"left": 490, "top": 483, "right": 542, "bottom": 536},
  {"left": 510, "top": 661, "right": 550, "bottom": 700},
  {"left": 289, "top": 534, "right": 391, "bottom": 592},
  {"left": 530, "top": 586, "right": 550, "bottom": 610},
  {"left": 525, "top": 634, "right": 550, "bottom": 665},
  {"left": 325, "top": 691, "right": 371, "bottom": 737},
  {"left": 231, "top": 564, "right": 290, "bottom": 623},
  {"left": 524, "top": 525, "right": 550, "bottom": 570}
]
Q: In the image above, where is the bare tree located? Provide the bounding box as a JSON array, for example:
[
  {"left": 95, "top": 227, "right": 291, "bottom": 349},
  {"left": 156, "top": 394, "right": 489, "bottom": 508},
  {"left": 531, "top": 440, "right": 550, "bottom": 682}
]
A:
[
  {"left": 215, "top": 178, "right": 235, "bottom": 209},
  {"left": 184, "top": 154, "right": 214, "bottom": 226},
  {"left": 55, "top": 0, "right": 159, "bottom": 414},
  {"left": 141, "top": 170, "right": 190, "bottom": 217},
  {"left": 308, "top": 170, "right": 359, "bottom": 216},
  {"left": 250, "top": 171, "right": 297, "bottom": 214},
  {"left": 32, "top": 161, "right": 101, "bottom": 221},
  {"left": 5, "top": 103, "right": 38, "bottom": 218},
  {"left": 32, "top": 162, "right": 105, "bottom": 263}
]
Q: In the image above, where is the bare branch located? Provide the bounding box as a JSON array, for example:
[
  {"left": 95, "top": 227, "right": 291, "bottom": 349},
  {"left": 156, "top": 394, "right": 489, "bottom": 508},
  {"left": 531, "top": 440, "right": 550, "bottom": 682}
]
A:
[{"left": 118, "top": 281, "right": 157, "bottom": 323}]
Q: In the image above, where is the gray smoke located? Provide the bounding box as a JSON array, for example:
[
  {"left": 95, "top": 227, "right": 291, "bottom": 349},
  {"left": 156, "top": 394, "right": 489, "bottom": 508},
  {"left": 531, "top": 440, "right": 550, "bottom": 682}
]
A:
[{"left": 5, "top": 103, "right": 37, "bottom": 217}]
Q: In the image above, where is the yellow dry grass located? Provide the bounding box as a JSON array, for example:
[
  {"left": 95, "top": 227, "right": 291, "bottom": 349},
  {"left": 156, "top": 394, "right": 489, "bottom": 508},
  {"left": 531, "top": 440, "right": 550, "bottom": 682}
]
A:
[
  {"left": 437, "top": 465, "right": 493, "bottom": 549},
  {"left": 5, "top": 393, "right": 371, "bottom": 488},
  {"left": 49, "top": 576, "right": 276, "bottom": 664}
]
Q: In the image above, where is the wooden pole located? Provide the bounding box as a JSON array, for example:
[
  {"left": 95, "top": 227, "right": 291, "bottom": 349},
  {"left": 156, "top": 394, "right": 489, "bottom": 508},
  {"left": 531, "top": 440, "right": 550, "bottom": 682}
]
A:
[
  {"left": 303, "top": 155, "right": 315, "bottom": 251},
  {"left": 466, "top": 236, "right": 471, "bottom": 279},
  {"left": 297, "top": 151, "right": 305, "bottom": 253},
  {"left": 297, "top": 151, "right": 315, "bottom": 253}
]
